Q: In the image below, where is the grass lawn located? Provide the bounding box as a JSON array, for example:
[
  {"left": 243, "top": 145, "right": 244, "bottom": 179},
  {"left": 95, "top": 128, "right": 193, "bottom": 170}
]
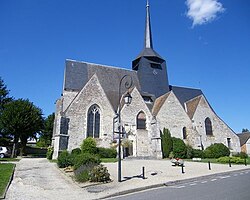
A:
[
  {"left": 0, "top": 158, "right": 20, "bottom": 162},
  {"left": 0, "top": 163, "right": 15, "bottom": 197},
  {"left": 186, "top": 157, "right": 250, "bottom": 165},
  {"left": 101, "top": 158, "right": 118, "bottom": 163}
]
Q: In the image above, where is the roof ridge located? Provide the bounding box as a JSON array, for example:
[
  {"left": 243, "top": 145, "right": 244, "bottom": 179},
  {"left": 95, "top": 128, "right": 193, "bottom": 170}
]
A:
[{"left": 66, "top": 59, "right": 133, "bottom": 72}]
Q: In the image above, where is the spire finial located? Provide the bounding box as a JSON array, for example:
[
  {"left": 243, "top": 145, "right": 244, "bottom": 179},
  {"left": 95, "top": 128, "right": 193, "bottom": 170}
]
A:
[{"left": 145, "top": 0, "right": 153, "bottom": 49}]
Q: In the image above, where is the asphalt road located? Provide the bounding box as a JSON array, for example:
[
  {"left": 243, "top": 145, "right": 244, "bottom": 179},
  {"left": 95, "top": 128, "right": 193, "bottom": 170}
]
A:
[{"left": 109, "top": 169, "right": 250, "bottom": 200}]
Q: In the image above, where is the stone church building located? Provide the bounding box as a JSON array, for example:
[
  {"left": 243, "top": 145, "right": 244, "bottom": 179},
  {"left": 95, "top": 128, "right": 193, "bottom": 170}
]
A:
[{"left": 52, "top": 2, "right": 240, "bottom": 159}]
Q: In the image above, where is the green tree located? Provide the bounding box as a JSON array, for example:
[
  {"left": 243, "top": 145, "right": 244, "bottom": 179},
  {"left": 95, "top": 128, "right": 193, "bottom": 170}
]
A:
[
  {"left": 242, "top": 128, "right": 249, "bottom": 133},
  {"left": 0, "top": 99, "right": 44, "bottom": 156},
  {"left": 37, "top": 113, "right": 55, "bottom": 147},
  {"left": 0, "top": 77, "right": 13, "bottom": 145},
  {"left": 0, "top": 77, "right": 13, "bottom": 112},
  {"left": 160, "top": 128, "right": 173, "bottom": 158}
]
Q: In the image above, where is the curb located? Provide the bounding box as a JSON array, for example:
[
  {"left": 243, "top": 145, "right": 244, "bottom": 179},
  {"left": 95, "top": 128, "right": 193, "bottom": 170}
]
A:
[
  {"left": 100, "top": 168, "right": 250, "bottom": 199},
  {"left": 0, "top": 164, "right": 16, "bottom": 199}
]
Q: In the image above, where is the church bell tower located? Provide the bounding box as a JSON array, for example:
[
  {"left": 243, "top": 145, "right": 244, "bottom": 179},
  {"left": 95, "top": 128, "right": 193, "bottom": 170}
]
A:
[{"left": 132, "top": 0, "right": 169, "bottom": 98}]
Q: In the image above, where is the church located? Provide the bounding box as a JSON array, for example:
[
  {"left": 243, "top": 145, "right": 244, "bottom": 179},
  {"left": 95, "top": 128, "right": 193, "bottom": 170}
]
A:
[{"left": 52, "top": 1, "right": 240, "bottom": 159}]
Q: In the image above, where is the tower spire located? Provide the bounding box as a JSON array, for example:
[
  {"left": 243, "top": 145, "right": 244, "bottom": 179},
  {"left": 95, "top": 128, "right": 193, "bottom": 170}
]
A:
[{"left": 145, "top": 0, "right": 153, "bottom": 49}]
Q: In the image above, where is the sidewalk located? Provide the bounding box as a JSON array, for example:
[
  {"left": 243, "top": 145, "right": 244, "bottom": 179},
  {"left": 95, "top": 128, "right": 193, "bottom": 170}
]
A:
[{"left": 5, "top": 158, "right": 250, "bottom": 200}]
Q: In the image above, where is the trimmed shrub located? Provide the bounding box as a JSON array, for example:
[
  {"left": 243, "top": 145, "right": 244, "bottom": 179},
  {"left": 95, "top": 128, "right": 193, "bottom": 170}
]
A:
[
  {"left": 57, "top": 150, "right": 74, "bottom": 168},
  {"left": 204, "top": 143, "right": 230, "bottom": 158},
  {"left": 172, "top": 137, "right": 187, "bottom": 158},
  {"left": 73, "top": 153, "right": 101, "bottom": 170},
  {"left": 75, "top": 169, "right": 90, "bottom": 182},
  {"left": 161, "top": 128, "right": 173, "bottom": 158},
  {"left": 186, "top": 145, "right": 194, "bottom": 159},
  {"left": 192, "top": 149, "right": 204, "bottom": 158},
  {"left": 97, "top": 147, "right": 117, "bottom": 158},
  {"left": 217, "top": 156, "right": 245, "bottom": 164},
  {"left": 81, "top": 137, "right": 97, "bottom": 154},
  {"left": 46, "top": 146, "right": 53, "bottom": 160},
  {"left": 89, "top": 164, "right": 111, "bottom": 183}
]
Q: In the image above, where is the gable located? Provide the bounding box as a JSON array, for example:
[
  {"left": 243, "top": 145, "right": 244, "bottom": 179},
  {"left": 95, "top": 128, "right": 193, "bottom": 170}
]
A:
[
  {"left": 157, "top": 91, "right": 191, "bottom": 121},
  {"left": 64, "top": 74, "right": 114, "bottom": 115},
  {"left": 185, "top": 95, "right": 202, "bottom": 119},
  {"left": 238, "top": 132, "right": 250, "bottom": 146},
  {"left": 64, "top": 59, "right": 141, "bottom": 111}
]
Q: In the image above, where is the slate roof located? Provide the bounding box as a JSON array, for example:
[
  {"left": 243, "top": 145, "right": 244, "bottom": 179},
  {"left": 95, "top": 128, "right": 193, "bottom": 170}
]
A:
[
  {"left": 64, "top": 59, "right": 141, "bottom": 111},
  {"left": 186, "top": 95, "right": 202, "bottom": 119},
  {"left": 152, "top": 92, "right": 171, "bottom": 116},
  {"left": 171, "top": 86, "right": 203, "bottom": 109},
  {"left": 238, "top": 132, "right": 250, "bottom": 146}
]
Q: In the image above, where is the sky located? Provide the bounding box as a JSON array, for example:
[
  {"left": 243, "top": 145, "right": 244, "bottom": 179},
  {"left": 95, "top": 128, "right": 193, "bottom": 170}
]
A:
[{"left": 0, "top": 0, "right": 249, "bottom": 133}]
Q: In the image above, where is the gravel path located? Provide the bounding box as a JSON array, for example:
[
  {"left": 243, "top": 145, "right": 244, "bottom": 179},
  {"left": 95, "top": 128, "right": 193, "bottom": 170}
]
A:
[{"left": 6, "top": 158, "right": 94, "bottom": 200}]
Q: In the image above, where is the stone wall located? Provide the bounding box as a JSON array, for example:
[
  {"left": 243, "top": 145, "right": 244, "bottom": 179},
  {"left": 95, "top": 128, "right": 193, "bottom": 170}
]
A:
[
  {"left": 192, "top": 96, "right": 240, "bottom": 152},
  {"left": 65, "top": 74, "right": 115, "bottom": 151},
  {"left": 121, "top": 88, "right": 162, "bottom": 158},
  {"left": 156, "top": 92, "right": 200, "bottom": 148}
]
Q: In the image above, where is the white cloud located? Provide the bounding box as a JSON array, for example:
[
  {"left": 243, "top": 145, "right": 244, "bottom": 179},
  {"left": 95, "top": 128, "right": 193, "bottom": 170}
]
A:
[{"left": 186, "top": 0, "right": 225, "bottom": 27}]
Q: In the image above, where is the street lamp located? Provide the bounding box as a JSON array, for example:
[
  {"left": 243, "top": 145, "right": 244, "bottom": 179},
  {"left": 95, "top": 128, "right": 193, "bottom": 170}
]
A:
[{"left": 117, "top": 75, "right": 133, "bottom": 182}]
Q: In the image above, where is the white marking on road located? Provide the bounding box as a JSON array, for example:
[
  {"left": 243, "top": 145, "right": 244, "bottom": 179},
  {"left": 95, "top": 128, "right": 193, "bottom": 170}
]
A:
[
  {"left": 170, "top": 185, "right": 186, "bottom": 189},
  {"left": 201, "top": 181, "right": 207, "bottom": 183},
  {"left": 189, "top": 183, "right": 197, "bottom": 186},
  {"left": 240, "top": 173, "right": 244, "bottom": 175},
  {"left": 220, "top": 176, "right": 231, "bottom": 179},
  {"left": 211, "top": 179, "right": 217, "bottom": 182},
  {"left": 234, "top": 174, "right": 238, "bottom": 176}
]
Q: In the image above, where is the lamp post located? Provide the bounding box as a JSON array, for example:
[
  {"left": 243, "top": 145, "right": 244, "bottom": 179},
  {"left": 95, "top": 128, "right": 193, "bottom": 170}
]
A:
[{"left": 117, "top": 75, "right": 133, "bottom": 182}]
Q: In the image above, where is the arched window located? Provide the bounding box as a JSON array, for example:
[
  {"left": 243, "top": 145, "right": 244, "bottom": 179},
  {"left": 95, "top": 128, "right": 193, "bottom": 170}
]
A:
[
  {"left": 87, "top": 105, "right": 100, "bottom": 138},
  {"left": 183, "top": 127, "right": 187, "bottom": 139},
  {"left": 205, "top": 117, "right": 213, "bottom": 136},
  {"left": 137, "top": 111, "right": 146, "bottom": 129}
]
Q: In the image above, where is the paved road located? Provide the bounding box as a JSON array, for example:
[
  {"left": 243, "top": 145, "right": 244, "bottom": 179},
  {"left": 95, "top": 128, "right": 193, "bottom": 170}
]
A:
[{"left": 109, "top": 170, "right": 250, "bottom": 200}]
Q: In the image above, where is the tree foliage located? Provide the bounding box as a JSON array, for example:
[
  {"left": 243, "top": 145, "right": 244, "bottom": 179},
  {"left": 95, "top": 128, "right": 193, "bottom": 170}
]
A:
[
  {"left": 161, "top": 128, "right": 173, "bottom": 158},
  {"left": 0, "top": 77, "right": 13, "bottom": 113},
  {"left": 0, "top": 99, "right": 44, "bottom": 155},
  {"left": 242, "top": 128, "right": 249, "bottom": 133},
  {"left": 37, "top": 113, "right": 55, "bottom": 147},
  {"left": 0, "top": 77, "right": 13, "bottom": 145}
]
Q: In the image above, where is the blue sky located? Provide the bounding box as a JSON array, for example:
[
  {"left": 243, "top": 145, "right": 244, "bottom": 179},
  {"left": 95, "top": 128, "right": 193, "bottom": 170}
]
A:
[{"left": 0, "top": 0, "right": 249, "bottom": 133}]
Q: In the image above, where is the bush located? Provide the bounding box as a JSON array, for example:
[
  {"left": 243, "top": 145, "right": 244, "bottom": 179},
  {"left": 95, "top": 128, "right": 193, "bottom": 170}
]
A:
[
  {"left": 172, "top": 137, "right": 187, "bottom": 158},
  {"left": 75, "top": 169, "right": 90, "bottom": 182},
  {"left": 89, "top": 164, "right": 111, "bottom": 183},
  {"left": 217, "top": 156, "right": 245, "bottom": 164},
  {"left": 73, "top": 153, "right": 101, "bottom": 170},
  {"left": 97, "top": 147, "right": 117, "bottom": 158},
  {"left": 186, "top": 145, "right": 194, "bottom": 159},
  {"left": 57, "top": 150, "right": 74, "bottom": 168},
  {"left": 234, "top": 152, "right": 248, "bottom": 159},
  {"left": 204, "top": 143, "right": 230, "bottom": 158},
  {"left": 81, "top": 137, "right": 97, "bottom": 154},
  {"left": 71, "top": 148, "right": 81, "bottom": 156},
  {"left": 192, "top": 149, "right": 204, "bottom": 158},
  {"left": 46, "top": 146, "right": 53, "bottom": 160},
  {"left": 161, "top": 128, "right": 173, "bottom": 158}
]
